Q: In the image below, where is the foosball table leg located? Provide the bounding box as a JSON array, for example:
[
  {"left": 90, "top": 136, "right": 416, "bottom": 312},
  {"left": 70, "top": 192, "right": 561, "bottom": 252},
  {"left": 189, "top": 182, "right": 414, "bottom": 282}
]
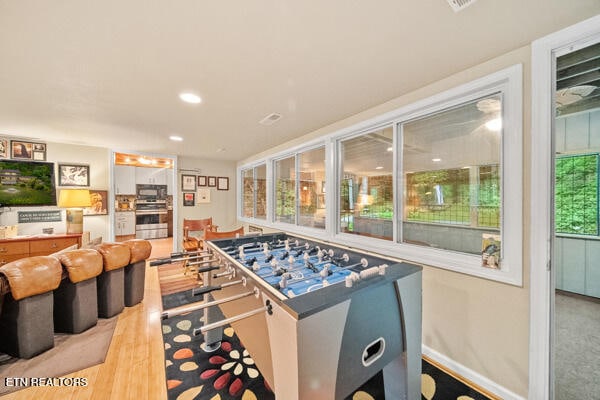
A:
[{"left": 383, "top": 270, "right": 422, "bottom": 400}]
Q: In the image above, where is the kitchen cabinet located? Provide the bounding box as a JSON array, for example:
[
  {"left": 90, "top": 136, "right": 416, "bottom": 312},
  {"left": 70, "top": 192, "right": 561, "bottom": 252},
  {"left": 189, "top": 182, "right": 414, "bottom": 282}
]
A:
[
  {"left": 114, "top": 165, "right": 136, "bottom": 195},
  {"left": 115, "top": 211, "right": 136, "bottom": 236},
  {"left": 166, "top": 168, "right": 174, "bottom": 195},
  {"left": 135, "top": 167, "right": 167, "bottom": 185}
]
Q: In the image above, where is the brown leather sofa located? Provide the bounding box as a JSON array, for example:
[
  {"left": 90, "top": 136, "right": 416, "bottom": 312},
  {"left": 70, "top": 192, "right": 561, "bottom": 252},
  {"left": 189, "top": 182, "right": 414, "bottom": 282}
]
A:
[
  {"left": 0, "top": 256, "right": 63, "bottom": 358},
  {"left": 0, "top": 239, "right": 153, "bottom": 359}
]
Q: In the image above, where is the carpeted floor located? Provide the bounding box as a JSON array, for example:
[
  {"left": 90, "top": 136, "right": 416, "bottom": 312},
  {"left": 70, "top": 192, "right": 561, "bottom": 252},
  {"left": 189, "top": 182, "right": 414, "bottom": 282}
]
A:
[
  {"left": 160, "top": 289, "right": 492, "bottom": 400},
  {"left": 555, "top": 290, "right": 600, "bottom": 400},
  {"left": 0, "top": 316, "right": 118, "bottom": 395}
]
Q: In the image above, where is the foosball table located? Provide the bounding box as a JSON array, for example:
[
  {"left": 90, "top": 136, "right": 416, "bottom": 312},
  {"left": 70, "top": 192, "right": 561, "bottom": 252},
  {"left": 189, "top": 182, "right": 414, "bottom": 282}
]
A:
[{"left": 159, "top": 232, "right": 422, "bottom": 400}]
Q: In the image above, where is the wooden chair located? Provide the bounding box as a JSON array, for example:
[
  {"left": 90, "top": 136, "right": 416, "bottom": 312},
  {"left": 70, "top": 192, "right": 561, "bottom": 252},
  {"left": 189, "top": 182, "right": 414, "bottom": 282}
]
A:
[
  {"left": 203, "top": 226, "right": 244, "bottom": 241},
  {"left": 182, "top": 218, "right": 218, "bottom": 252}
]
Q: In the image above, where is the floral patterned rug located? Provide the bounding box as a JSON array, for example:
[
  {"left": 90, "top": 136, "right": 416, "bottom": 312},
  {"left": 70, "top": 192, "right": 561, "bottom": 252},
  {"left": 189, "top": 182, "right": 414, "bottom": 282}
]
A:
[
  {"left": 161, "top": 291, "right": 384, "bottom": 400},
  {"left": 161, "top": 290, "right": 491, "bottom": 400}
]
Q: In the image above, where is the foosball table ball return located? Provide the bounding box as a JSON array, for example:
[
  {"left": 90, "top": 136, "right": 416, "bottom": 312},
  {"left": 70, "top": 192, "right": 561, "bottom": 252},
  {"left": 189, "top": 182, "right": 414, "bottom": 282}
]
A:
[{"left": 158, "top": 232, "right": 422, "bottom": 400}]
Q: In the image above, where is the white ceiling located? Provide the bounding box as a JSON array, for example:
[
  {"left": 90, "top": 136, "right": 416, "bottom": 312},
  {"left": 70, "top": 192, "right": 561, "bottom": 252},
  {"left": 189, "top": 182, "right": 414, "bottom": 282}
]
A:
[{"left": 0, "top": 1, "right": 598, "bottom": 162}]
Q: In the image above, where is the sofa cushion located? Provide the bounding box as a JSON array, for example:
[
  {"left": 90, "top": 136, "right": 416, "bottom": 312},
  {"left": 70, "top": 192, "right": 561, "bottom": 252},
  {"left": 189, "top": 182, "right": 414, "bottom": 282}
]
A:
[
  {"left": 58, "top": 249, "right": 103, "bottom": 283},
  {"left": 0, "top": 256, "right": 62, "bottom": 300},
  {"left": 94, "top": 242, "right": 131, "bottom": 271},
  {"left": 123, "top": 239, "right": 152, "bottom": 264}
]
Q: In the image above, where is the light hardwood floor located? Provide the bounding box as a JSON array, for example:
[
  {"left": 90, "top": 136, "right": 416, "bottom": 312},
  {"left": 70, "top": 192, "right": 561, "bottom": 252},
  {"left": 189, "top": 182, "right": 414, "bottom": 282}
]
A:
[{"left": 2, "top": 238, "right": 174, "bottom": 400}]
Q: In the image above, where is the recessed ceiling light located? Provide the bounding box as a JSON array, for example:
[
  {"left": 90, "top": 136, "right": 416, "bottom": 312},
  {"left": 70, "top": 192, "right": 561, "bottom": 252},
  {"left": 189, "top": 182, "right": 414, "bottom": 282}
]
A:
[
  {"left": 169, "top": 135, "right": 184, "bottom": 142},
  {"left": 179, "top": 92, "right": 202, "bottom": 104},
  {"left": 386, "top": 147, "right": 393, "bottom": 152},
  {"left": 375, "top": 166, "right": 384, "bottom": 170},
  {"left": 432, "top": 158, "right": 442, "bottom": 162}
]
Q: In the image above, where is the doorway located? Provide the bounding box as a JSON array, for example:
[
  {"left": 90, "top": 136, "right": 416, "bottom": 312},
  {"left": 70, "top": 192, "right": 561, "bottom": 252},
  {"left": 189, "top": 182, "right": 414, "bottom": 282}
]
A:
[
  {"left": 553, "top": 41, "right": 600, "bottom": 400},
  {"left": 530, "top": 14, "right": 600, "bottom": 400},
  {"left": 110, "top": 150, "right": 178, "bottom": 251}
]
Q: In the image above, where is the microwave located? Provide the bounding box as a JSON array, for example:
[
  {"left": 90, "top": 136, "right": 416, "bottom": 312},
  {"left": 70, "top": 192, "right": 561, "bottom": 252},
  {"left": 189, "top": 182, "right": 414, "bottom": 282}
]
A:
[{"left": 136, "top": 184, "right": 167, "bottom": 200}]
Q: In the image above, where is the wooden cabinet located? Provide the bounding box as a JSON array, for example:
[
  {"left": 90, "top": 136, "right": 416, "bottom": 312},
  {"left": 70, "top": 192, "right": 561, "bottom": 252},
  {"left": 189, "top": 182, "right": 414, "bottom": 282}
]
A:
[
  {"left": 0, "top": 234, "right": 82, "bottom": 265},
  {"left": 114, "top": 165, "right": 136, "bottom": 195},
  {"left": 115, "top": 211, "right": 136, "bottom": 236},
  {"left": 135, "top": 167, "right": 167, "bottom": 185},
  {"left": 167, "top": 209, "right": 173, "bottom": 237}
]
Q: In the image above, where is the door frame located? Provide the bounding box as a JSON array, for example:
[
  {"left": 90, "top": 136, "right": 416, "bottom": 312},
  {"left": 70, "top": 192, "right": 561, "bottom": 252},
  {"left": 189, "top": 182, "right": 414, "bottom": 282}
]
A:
[{"left": 530, "top": 14, "right": 600, "bottom": 400}]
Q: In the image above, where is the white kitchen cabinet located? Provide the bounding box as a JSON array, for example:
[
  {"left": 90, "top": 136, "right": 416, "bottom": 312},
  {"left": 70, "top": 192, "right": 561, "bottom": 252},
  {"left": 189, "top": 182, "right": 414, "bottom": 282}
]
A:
[
  {"left": 114, "top": 165, "right": 136, "bottom": 195},
  {"left": 115, "top": 211, "right": 136, "bottom": 236},
  {"left": 166, "top": 168, "right": 174, "bottom": 195},
  {"left": 136, "top": 167, "right": 167, "bottom": 185}
]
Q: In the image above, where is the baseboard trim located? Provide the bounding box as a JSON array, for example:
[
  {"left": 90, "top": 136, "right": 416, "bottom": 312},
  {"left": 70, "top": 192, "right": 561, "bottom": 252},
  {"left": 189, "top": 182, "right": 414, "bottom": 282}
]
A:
[{"left": 422, "top": 345, "right": 526, "bottom": 400}]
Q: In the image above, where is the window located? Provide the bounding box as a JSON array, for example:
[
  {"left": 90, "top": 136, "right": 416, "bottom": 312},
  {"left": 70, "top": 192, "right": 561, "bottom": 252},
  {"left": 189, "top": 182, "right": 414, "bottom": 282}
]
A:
[
  {"left": 555, "top": 154, "right": 599, "bottom": 235},
  {"left": 339, "top": 127, "right": 394, "bottom": 240},
  {"left": 274, "top": 156, "right": 296, "bottom": 224},
  {"left": 242, "top": 168, "right": 254, "bottom": 218},
  {"left": 255, "top": 165, "right": 267, "bottom": 219},
  {"left": 401, "top": 94, "right": 502, "bottom": 255},
  {"left": 241, "top": 164, "right": 267, "bottom": 219},
  {"left": 298, "top": 147, "right": 326, "bottom": 228},
  {"left": 272, "top": 147, "right": 326, "bottom": 228},
  {"left": 238, "top": 65, "right": 522, "bottom": 284}
]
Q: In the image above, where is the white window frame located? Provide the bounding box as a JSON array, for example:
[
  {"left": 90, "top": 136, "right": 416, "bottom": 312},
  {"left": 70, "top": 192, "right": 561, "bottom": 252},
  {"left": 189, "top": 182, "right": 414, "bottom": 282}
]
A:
[{"left": 238, "top": 64, "right": 522, "bottom": 286}]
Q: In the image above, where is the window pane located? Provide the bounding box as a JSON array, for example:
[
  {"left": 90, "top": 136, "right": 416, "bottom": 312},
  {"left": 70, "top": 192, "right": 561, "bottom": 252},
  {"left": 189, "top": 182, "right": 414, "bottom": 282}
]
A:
[
  {"left": 298, "top": 147, "right": 326, "bottom": 229},
  {"left": 255, "top": 164, "right": 267, "bottom": 219},
  {"left": 339, "top": 127, "right": 393, "bottom": 240},
  {"left": 242, "top": 168, "right": 254, "bottom": 218},
  {"left": 275, "top": 156, "right": 296, "bottom": 223},
  {"left": 555, "top": 154, "right": 598, "bottom": 235},
  {"left": 402, "top": 94, "right": 502, "bottom": 255}
]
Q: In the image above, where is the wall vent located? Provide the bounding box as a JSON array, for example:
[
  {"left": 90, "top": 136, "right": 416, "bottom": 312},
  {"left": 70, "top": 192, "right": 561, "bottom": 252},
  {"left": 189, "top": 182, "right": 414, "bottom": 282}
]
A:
[
  {"left": 446, "top": 0, "right": 478, "bottom": 12},
  {"left": 259, "top": 113, "right": 282, "bottom": 125}
]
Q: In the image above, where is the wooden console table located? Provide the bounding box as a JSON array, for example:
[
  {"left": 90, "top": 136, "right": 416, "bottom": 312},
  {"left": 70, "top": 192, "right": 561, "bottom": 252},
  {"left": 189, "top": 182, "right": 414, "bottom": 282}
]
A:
[{"left": 0, "top": 234, "right": 83, "bottom": 266}]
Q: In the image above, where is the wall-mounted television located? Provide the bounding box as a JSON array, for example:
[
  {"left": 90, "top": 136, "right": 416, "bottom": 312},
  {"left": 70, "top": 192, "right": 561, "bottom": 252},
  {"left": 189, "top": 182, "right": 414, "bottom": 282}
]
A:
[{"left": 0, "top": 160, "right": 57, "bottom": 206}]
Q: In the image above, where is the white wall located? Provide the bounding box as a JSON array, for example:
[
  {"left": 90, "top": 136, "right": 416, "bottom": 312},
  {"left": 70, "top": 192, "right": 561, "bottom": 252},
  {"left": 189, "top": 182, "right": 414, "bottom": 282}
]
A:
[
  {"left": 0, "top": 138, "right": 110, "bottom": 241},
  {"left": 176, "top": 156, "right": 238, "bottom": 250}
]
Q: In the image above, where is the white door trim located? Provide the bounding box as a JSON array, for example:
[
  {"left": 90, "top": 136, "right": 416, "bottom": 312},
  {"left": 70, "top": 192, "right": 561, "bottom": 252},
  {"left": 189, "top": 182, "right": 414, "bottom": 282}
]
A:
[{"left": 530, "top": 14, "right": 600, "bottom": 400}]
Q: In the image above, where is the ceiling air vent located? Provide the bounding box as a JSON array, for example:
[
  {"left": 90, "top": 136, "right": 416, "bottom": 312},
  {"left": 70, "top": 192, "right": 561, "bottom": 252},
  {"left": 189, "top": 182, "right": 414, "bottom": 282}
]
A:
[
  {"left": 446, "top": 0, "right": 478, "bottom": 12},
  {"left": 259, "top": 113, "right": 282, "bottom": 126}
]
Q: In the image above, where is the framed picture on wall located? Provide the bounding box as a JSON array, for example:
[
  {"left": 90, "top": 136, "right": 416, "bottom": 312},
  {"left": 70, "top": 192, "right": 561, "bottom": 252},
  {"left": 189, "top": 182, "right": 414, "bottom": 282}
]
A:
[
  {"left": 198, "top": 175, "right": 207, "bottom": 187},
  {"left": 183, "top": 192, "right": 195, "bottom": 206},
  {"left": 198, "top": 188, "right": 211, "bottom": 203},
  {"left": 182, "top": 174, "right": 196, "bottom": 191},
  {"left": 0, "top": 138, "right": 8, "bottom": 159},
  {"left": 58, "top": 164, "right": 90, "bottom": 186},
  {"left": 84, "top": 190, "right": 108, "bottom": 216},
  {"left": 11, "top": 140, "right": 34, "bottom": 160},
  {"left": 207, "top": 176, "right": 216, "bottom": 187},
  {"left": 217, "top": 177, "right": 229, "bottom": 190},
  {"left": 32, "top": 143, "right": 46, "bottom": 161}
]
